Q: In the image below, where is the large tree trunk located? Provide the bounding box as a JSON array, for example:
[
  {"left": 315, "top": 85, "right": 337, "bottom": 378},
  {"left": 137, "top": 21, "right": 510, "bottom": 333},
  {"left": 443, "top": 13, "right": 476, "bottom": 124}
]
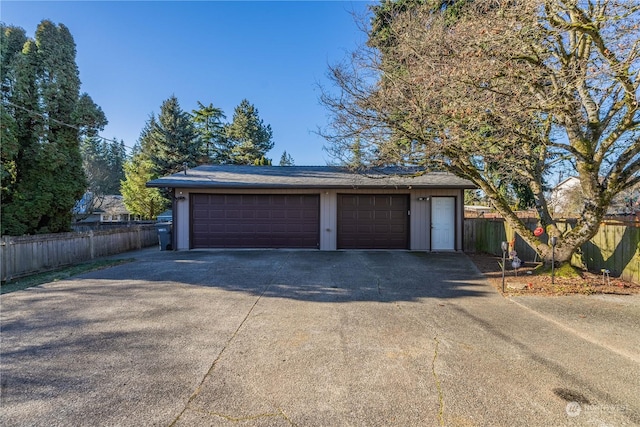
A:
[
  {"left": 493, "top": 199, "right": 605, "bottom": 265},
  {"left": 473, "top": 172, "right": 604, "bottom": 264}
]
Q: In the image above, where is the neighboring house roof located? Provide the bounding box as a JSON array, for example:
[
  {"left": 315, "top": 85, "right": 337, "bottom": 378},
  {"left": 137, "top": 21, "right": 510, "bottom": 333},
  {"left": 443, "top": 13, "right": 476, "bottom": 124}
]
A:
[
  {"left": 465, "top": 205, "right": 492, "bottom": 211},
  {"left": 553, "top": 176, "right": 581, "bottom": 192},
  {"left": 550, "top": 176, "right": 640, "bottom": 216},
  {"left": 549, "top": 177, "right": 581, "bottom": 214},
  {"left": 146, "top": 165, "right": 476, "bottom": 189},
  {"left": 97, "top": 195, "right": 130, "bottom": 215},
  {"left": 74, "top": 193, "right": 129, "bottom": 215}
]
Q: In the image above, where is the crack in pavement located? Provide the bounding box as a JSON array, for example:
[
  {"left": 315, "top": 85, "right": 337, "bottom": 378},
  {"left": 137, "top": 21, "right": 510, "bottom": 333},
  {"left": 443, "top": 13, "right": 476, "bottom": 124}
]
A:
[
  {"left": 167, "top": 254, "right": 291, "bottom": 427},
  {"left": 432, "top": 335, "right": 445, "bottom": 426}
]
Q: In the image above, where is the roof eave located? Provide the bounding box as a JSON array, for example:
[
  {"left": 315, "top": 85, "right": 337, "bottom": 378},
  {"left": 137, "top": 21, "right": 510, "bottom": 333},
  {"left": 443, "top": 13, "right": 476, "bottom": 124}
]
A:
[{"left": 146, "top": 182, "right": 476, "bottom": 190}]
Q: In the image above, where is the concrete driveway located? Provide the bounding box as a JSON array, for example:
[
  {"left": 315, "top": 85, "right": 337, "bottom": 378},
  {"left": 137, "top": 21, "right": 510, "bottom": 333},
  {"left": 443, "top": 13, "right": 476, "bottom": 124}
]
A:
[{"left": 1, "top": 249, "right": 638, "bottom": 426}]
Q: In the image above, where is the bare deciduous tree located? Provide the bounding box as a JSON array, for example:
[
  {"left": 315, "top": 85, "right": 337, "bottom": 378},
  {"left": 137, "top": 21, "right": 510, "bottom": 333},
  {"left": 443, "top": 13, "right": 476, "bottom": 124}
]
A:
[{"left": 320, "top": 0, "right": 639, "bottom": 263}]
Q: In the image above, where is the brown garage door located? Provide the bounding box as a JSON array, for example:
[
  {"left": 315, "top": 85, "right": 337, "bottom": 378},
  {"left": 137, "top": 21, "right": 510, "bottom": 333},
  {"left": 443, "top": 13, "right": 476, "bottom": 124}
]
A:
[
  {"left": 191, "top": 194, "right": 320, "bottom": 248},
  {"left": 337, "top": 194, "right": 409, "bottom": 249}
]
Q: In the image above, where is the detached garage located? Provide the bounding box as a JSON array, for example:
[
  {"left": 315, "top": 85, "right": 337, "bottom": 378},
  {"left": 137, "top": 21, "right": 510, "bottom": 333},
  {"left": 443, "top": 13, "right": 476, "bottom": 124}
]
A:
[{"left": 147, "top": 165, "right": 475, "bottom": 251}]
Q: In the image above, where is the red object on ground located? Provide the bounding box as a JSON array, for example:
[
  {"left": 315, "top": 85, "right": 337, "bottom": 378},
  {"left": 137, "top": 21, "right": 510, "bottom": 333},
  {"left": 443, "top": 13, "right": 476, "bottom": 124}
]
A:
[{"left": 534, "top": 227, "right": 544, "bottom": 237}]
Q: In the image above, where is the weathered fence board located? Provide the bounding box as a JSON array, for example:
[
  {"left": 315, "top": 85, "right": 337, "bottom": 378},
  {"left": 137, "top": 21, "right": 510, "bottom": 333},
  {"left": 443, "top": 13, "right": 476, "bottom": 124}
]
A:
[
  {"left": 0, "top": 225, "right": 157, "bottom": 281},
  {"left": 464, "top": 218, "right": 540, "bottom": 261},
  {"left": 464, "top": 219, "right": 640, "bottom": 284}
]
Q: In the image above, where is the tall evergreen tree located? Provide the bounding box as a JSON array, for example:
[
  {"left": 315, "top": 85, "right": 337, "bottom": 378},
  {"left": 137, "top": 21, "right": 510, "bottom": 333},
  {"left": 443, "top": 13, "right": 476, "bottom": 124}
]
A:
[
  {"left": 73, "top": 93, "right": 107, "bottom": 139},
  {"left": 81, "top": 136, "right": 126, "bottom": 196},
  {"left": 253, "top": 156, "right": 272, "bottom": 166},
  {"left": 121, "top": 95, "right": 200, "bottom": 215},
  {"left": 225, "top": 99, "right": 274, "bottom": 165},
  {"left": 137, "top": 113, "right": 156, "bottom": 154},
  {"left": 0, "top": 26, "right": 26, "bottom": 210},
  {"left": 145, "top": 95, "right": 200, "bottom": 176},
  {"left": 1, "top": 27, "right": 40, "bottom": 235},
  {"left": 107, "top": 139, "right": 127, "bottom": 192},
  {"left": 191, "top": 101, "right": 226, "bottom": 164},
  {"left": 279, "top": 150, "right": 294, "bottom": 166},
  {"left": 1, "top": 21, "right": 106, "bottom": 235}
]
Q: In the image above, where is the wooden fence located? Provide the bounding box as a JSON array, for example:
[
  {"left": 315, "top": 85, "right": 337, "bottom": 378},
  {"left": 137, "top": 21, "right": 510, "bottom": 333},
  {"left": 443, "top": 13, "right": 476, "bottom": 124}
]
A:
[
  {"left": 0, "top": 225, "right": 158, "bottom": 282},
  {"left": 464, "top": 218, "right": 640, "bottom": 284}
]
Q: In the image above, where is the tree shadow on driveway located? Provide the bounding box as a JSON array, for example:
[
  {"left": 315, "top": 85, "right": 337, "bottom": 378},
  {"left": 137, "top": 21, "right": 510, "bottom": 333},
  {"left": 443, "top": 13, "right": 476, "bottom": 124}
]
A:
[{"left": 67, "top": 250, "right": 493, "bottom": 302}]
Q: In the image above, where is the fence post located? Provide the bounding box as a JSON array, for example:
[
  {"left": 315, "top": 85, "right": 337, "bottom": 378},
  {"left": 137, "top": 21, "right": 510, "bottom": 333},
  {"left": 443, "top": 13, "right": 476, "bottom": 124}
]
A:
[
  {"left": 0, "top": 236, "right": 7, "bottom": 281},
  {"left": 89, "top": 230, "right": 95, "bottom": 260}
]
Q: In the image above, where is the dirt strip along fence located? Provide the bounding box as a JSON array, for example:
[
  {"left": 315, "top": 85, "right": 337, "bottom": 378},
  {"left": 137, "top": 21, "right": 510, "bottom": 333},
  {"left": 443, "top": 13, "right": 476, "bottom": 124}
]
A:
[
  {"left": 464, "top": 218, "right": 640, "bottom": 285},
  {"left": 1, "top": 225, "right": 158, "bottom": 282}
]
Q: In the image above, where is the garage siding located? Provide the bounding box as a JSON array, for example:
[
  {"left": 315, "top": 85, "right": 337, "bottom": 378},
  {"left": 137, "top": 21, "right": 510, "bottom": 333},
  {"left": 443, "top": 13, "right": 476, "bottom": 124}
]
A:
[{"left": 191, "top": 194, "right": 320, "bottom": 248}]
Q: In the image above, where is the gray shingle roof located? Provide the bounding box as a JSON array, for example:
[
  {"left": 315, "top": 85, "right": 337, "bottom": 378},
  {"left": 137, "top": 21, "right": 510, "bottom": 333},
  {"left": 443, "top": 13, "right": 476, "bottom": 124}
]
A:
[{"left": 146, "top": 165, "right": 475, "bottom": 189}]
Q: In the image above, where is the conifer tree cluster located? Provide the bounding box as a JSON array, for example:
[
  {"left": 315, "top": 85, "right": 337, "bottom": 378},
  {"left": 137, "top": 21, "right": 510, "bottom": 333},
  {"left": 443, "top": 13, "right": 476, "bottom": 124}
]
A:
[
  {"left": 1, "top": 21, "right": 285, "bottom": 227},
  {"left": 80, "top": 137, "right": 127, "bottom": 196},
  {"left": 121, "top": 96, "right": 279, "bottom": 219},
  {"left": 1, "top": 21, "right": 107, "bottom": 235}
]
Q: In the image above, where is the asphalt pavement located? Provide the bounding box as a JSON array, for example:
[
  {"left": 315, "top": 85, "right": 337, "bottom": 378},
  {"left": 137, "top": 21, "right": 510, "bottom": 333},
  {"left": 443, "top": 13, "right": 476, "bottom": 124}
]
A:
[{"left": 1, "top": 248, "right": 638, "bottom": 426}]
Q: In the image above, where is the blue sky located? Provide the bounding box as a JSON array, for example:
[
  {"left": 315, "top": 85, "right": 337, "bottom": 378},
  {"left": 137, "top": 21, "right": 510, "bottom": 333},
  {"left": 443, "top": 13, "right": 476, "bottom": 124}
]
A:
[{"left": 1, "top": 1, "right": 373, "bottom": 165}]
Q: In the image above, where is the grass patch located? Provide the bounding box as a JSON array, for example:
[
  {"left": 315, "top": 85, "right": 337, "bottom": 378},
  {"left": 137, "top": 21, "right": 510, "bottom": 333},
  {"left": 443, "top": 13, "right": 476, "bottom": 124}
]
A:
[
  {"left": 555, "top": 262, "right": 583, "bottom": 278},
  {"left": 1, "top": 258, "right": 134, "bottom": 295}
]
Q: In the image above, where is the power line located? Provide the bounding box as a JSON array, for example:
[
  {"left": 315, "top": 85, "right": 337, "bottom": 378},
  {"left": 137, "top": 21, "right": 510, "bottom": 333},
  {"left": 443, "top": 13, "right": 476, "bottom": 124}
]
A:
[{"left": 3, "top": 99, "right": 134, "bottom": 151}]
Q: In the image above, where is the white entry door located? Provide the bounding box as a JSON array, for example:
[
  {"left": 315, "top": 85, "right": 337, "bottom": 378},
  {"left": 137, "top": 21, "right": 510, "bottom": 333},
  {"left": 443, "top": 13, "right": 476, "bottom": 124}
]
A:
[{"left": 432, "top": 197, "right": 455, "bottom": 251}]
